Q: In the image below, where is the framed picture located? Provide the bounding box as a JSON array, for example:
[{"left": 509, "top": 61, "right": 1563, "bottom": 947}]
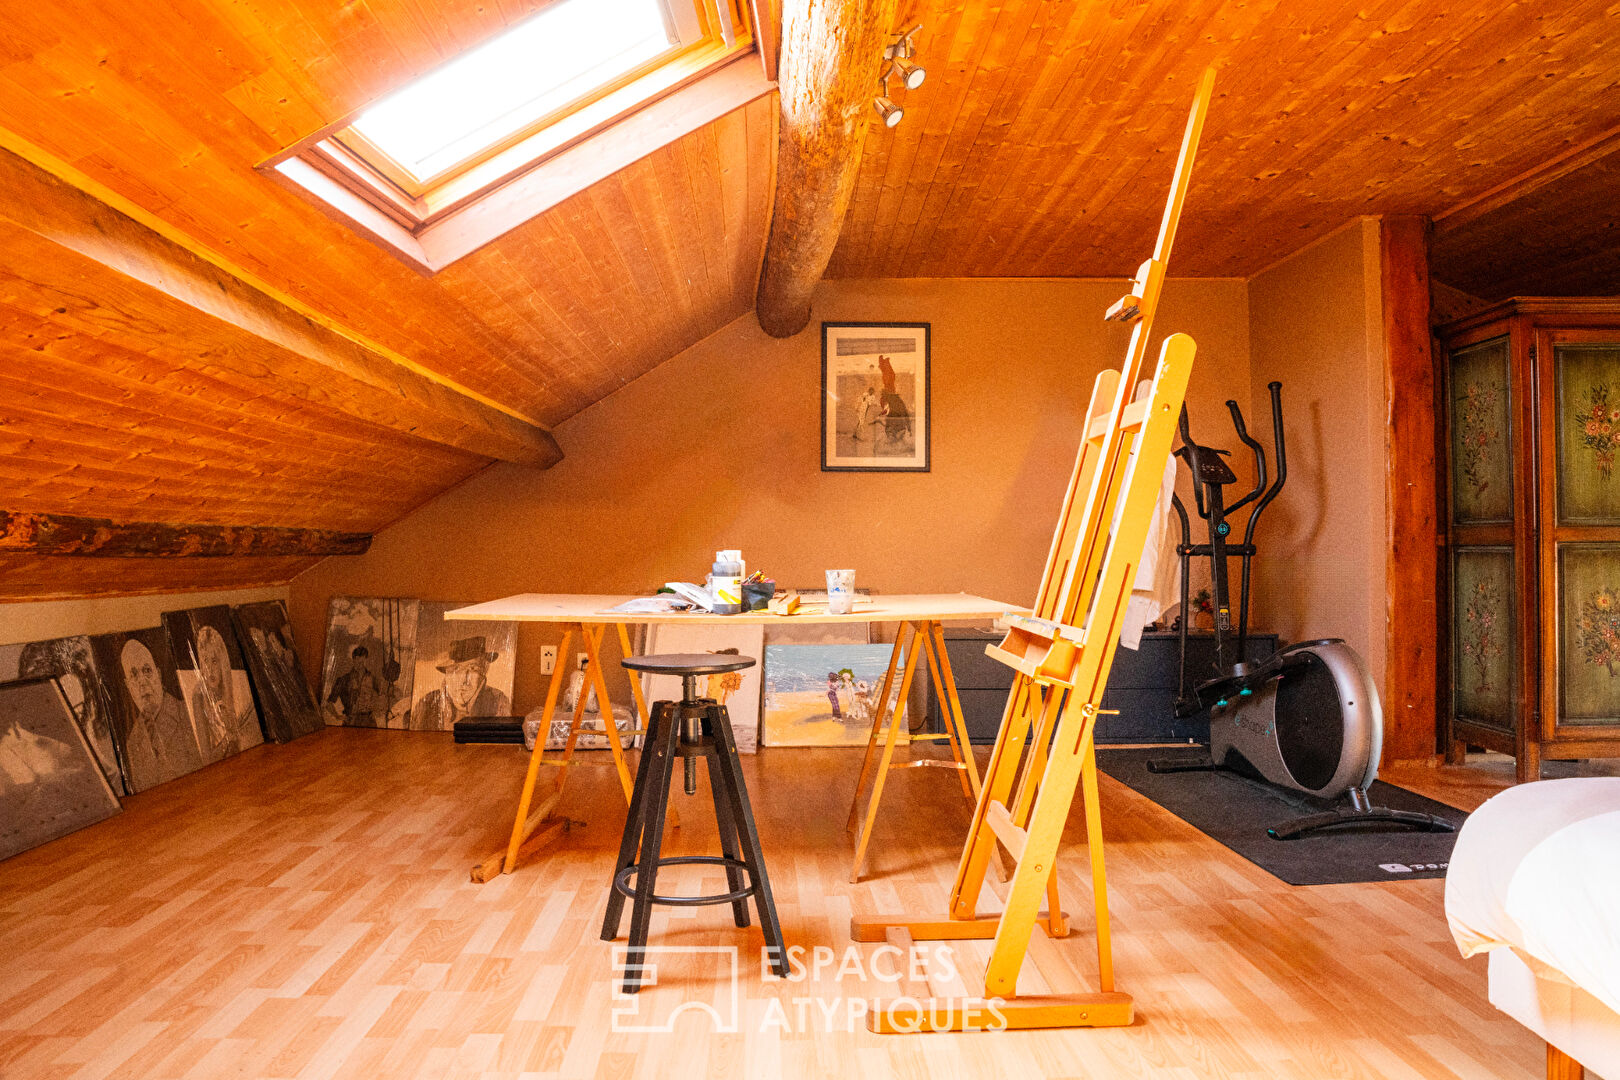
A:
[
  {"left": 640, "top": 623, "right": 766, "bottom": 753},
  {"left": 409, "top": 601, "right": 516, "bottom": 731},
  {"left": 90, "top": 627, "right": 207, "bottom": 793},
  {"left": 822, "top": 322, "right": 930, "bottom": 472},
  {"left": 231, "top": 600, "right": 322, "bottom": 743},
  {"left": 319, "top": 597, "right": 420, "bottom": 729},
  {"left": 0, "top": 677, "right": 122, "bottom": 862},
  {"left": 163, "top": 605, "right": 264, "bottom": 764},
  {"left": 761, "top": 643, "right": 903, "bottom": 747},
  {"left": 0, "top": 635, "right": 126, "bottom": 794}
]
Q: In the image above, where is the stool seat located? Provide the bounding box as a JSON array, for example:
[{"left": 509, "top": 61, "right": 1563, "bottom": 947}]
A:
[{"left": 620, "top": 652, "right": 756, "bottom": 676}]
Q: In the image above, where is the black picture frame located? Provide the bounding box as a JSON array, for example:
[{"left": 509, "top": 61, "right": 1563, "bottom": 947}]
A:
[{"left": 821, "top": 321, "right": 931, "bottom": 472}]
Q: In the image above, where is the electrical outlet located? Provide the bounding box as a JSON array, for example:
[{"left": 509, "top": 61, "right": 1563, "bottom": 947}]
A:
[
  {"left": 577, "top": 651, "right": 590, "bottom": 671},
  {"left": 539, "top": 646, "right": 556, "bottom": 675}
]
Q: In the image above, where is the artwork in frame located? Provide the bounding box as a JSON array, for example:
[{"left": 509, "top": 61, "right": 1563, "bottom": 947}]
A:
[
  {"left": 163, "top": 606, "right": 264, "bottom": 765},
  {"left": 640, "top": 623, "right": 765, "bottom": 753},
  {"left": 761, "top": 643, "right": 903, "bottom": 747},
  {"left": 320, "top": 597, "right": 419, "bottom": 728},
  {"left": 822, "top": 321, "right": 930, "bottom": 472},
  {"left": 1448, "top": 336, "right": 1513, "bottom": 525},
  {"left": 1554, "top": 343, "right": 1620, "bottom": 525},
  {"left": 0, "top": 678, "right": 122, "bottom": 862},
  {"left": 0, "top": 635, "right": 126, "bottom": 794},
  {"left": 90, "top": 627, "right": 207, "bottom": 793},
  {"left": 231, "top": 601, "right": 323, "bottom": 743},
  {"left": 408, "top": 602, "right": 516, "bottom": 731},
  {"left": 1557, "top": 542, "right": 1620, "bottom": 726}
]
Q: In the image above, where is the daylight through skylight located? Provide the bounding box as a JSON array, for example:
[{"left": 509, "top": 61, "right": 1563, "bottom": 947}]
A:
[{"left": 351, "top": 0, "right": 680, "bottom": 184}]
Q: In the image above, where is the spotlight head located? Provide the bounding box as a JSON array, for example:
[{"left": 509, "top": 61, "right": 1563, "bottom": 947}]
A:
[
  {"left": 894, "top": 57, "right": 926, "bottom": 89},
  {"left": 874, "top": 95, "right": 903, "bottom": 127}
]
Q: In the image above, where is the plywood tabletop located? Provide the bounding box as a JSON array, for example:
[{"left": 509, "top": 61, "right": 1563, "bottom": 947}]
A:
[{"left": 444, "top": 592, "right": 1028, "bottom": 624}]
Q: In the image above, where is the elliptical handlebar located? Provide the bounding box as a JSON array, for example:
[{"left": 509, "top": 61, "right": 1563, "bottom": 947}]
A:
[
  {"left": 1223, "top": 398, "right": 1268, "bottom": 515},
  {"left": 1241, "top": 381, "right": 1287, "bottom": 550}
]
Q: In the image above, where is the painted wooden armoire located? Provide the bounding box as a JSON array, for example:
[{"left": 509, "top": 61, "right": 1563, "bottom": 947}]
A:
[{"left": 1438, "top": 298, "right": 1620, "bottom": 782}]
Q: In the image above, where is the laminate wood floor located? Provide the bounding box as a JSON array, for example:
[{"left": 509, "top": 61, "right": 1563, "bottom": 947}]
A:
[{"left": 0, "top": 729, "right": 1538, "bottom": 1080}]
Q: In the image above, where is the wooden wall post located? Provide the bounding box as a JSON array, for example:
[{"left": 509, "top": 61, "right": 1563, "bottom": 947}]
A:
[
  {"left": 754, "top": 0, "right": 898, "bottom": 338},
  {"left": 1381, "top": 215, "right": 1440, "bottom": 762}
]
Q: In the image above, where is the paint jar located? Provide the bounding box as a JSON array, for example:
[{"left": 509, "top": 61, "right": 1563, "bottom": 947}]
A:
[
  {"left": 826, "top": 569, "right": 856, "bottom": 614},
  {"left": 711, "top": 550, "right": 744, "bottom": 614}
]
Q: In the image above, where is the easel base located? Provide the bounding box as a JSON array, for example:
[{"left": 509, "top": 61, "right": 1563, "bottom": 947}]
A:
[
  {"left": 849, "top": 913, "right": 1069, "bottom": 942},
  {"left": 866, "top": 993, "right": 1134, "bottom": 1032}
]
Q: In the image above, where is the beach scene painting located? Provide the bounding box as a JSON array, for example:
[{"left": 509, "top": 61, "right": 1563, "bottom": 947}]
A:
[{"left": 762, "top": 644, "right": 903, "bottom": 747}]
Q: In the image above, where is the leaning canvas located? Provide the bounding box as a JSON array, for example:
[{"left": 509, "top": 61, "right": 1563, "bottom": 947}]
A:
[
  {"left": 90, "top": 627, "right": 207, "bottom": 793},
  {"left": 320, "top": 597, "right": 419, "bottom": 728},
  {"left": 408, "top": 601, "right": 517, "bottom": 731},
  {"left": 762, "top": 643, "right": 904, "bottom": 747},
  {"left": 641, "top": 623, "right": 765, "bottom": 753},
  {"left": 231, "top": 601, "right": 322, "bottom": 743},
  {"left": 163, "top": 606, "right": 264, "bottom": 764},
  {"left": 0, "top": 635, "right": 126, "bottom": 795},
  {"left": 0, "top": 678, "right": 122, "bottom": 862}
]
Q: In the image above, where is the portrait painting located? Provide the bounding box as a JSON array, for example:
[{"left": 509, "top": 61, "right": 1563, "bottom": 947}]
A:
[
  {"left": 0, "top": 678, "right": 122, "bottom": 862},
  {"left": 163, "top": 606, "right": 264, "bottom": 765},
  {"left": 822, "top": 322, "right": 930, "bottom": 471},
  {"left": 762, "top": 644, "right": 904, "bottom": 747},
  {"left": 0, "top": 635, "right": 126, "bottom": 795},
  {"left": 320, "top": 596, "right": 419, "bottom": 728},
  {"left": 231, "top": 601, "right": 322, "bottom": 743},
  {"left": 640, "top": 623, "right": 765, "bottom": 753},
  {"left": 90, "top": 627, "right": 207, "bottom": 793},
  {"left": 408, "top": 602, "right": 516, "bottom": 731}
]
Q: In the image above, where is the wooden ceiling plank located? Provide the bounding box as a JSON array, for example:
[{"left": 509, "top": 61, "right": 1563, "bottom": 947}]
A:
[
  {"left": 755, "top": 0, "right": 900, "bottom": 337},
  {"left": 0, "top": 145, "right": 562, "bottom": 468}
]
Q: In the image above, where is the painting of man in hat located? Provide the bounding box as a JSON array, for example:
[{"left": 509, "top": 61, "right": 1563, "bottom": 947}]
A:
[{"left": 408, "top": 602, "right": 518, "bottom": 731}]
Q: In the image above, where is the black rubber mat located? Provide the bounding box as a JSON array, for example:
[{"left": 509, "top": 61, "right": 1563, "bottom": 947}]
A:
[{"left": 1096, "top": 747, "right": 1469, "bottom": 885}]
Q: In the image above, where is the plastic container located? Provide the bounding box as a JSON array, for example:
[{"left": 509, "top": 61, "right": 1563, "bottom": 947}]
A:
[{"left": 711, "top": 550, "right": 744, "bottom": 614}]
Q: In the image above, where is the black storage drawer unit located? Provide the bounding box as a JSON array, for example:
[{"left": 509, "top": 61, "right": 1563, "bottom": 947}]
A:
[{"left": 924, "top": 629, "right": 1278, "bottom": 745}]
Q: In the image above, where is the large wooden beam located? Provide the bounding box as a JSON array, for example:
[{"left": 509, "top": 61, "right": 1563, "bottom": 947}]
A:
[
  {"left": 0, "top": 511, "right": 370, "bottom": 558},
  {"left": 1381, "top": 215, "right": 1440, "bottom": 763},
  {"left": 755, "top": 0, "right": 898, "bottom": 338},
  {"left": 0, "top": 136, "right": 563, "bottom": 469}
]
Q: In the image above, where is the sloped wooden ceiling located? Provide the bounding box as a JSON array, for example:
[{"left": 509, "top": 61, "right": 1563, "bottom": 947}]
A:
[
  {"left": 828, "top": 0, "right": 1620, "bottom": 279},
  {"left": 3, "top": 0, "right": 1619, "bottom": 601},
  {"left": 0, "top": 0, "right": 773, "bottom": 599}
]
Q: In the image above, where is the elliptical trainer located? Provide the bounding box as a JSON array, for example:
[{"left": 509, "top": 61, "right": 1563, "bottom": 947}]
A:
[{"left": 1149, "top": 383, "right": 1454, "bottom": 841}]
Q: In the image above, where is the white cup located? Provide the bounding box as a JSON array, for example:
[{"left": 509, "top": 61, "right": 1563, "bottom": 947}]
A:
[{"left": 826, "top": 569, "right": 855, "bottom": 614}]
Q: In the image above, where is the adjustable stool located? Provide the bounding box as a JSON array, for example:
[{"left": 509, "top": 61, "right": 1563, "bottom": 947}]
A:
[{"left": 603, "top": 653, "right": 788, "bottom": 993}]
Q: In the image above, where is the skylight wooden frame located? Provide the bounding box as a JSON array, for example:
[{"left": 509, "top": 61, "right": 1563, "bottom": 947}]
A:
[{"left": 260, "top": 0, "right": 764, "bottom": 259}]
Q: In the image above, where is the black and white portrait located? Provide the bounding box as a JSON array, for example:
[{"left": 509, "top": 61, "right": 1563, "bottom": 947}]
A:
[
  {"left": 408, "top": 602, "right": 516, "bottom": 731},
  {"left": 163, "top": 606, "right": 264, "bottom": 765},
  {"left": 0, "top": 635, "right": 126, "bottom": 795},
  {"left": 91, "top": 627, "right": 205, "bottom": 793},
  {"left": 0, "top": 678, "right": 122, "bottom": 862},
  {"left": 231, "top": 601, "right": 322, "bottom": 743},
  {"left": 320, "top": 597, "right": 418, "bottom": 728}
]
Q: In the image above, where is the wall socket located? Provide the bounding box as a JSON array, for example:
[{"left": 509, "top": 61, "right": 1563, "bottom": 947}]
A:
[{"left": 539, "top": 646, "right": 557, "bottom": 675}]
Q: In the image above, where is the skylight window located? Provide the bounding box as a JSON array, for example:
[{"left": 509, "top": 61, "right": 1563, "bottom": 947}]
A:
[
  {"left": 350, "top": 0, "right": 688, "bottom": 186},
  {"left": 264, "top": 0, "right": 767, "bottom": 272}
]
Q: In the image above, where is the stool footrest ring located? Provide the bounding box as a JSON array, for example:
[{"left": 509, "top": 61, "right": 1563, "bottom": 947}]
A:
[{"left": 613, "top": 855, "right": 757, "bottom": 907}]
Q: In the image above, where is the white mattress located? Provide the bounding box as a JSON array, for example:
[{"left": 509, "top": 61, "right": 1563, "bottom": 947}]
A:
[{"left": 1446, "top": 777, "right": 1620, "bottom": 1019}]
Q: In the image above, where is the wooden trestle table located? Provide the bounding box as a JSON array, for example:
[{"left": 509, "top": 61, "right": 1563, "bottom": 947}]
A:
[{"left": 447, "top": 593, "right": 1026, "bottom": 882}]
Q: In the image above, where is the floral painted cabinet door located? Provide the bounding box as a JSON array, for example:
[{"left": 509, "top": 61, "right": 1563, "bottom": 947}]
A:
[
  {"left": 1546, "top": 339, "right": 1620, "bottom": 732},
  {"left": 1446, "top": 335, "right": 1519, "bottom": 743}
]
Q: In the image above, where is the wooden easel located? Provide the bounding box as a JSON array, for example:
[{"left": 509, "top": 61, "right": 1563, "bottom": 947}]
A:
[
  {"left": 850, "top": 68, "right": 1214, "bottom": 1033},
  {"left": 846, "top": 619, "right": 984, "bottom": 883}
]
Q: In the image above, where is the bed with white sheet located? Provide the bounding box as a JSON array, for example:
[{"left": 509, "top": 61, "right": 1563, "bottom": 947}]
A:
[{"left": 1445, "top": 778, "right": 1620, "bottom": 1079}]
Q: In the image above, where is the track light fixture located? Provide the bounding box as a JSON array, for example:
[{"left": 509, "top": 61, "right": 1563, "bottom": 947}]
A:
[{"left": 873, "top": 25, "right": 924, "bottom": 126}]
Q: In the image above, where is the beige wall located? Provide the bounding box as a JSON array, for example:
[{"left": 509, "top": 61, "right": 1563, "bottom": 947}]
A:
[
  {"left": 0, "top": 586, "right": 289, "bottom": 647},
  {"left": 290, "top": 277, "right": 1251, "bottom": 713},
  {"left": 1246, "top": 218, "right": 1388, "bottom": 692}
]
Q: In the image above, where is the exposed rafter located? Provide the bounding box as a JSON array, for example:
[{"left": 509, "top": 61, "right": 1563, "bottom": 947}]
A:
[
  {"left": 755, "top": 0, "right": 898, "bottom": 338},
  {"left": 0, "top": 511, "right": 370, "bottom": 558},
  {"left": 0, "top": 137, "right": 563, "bottom": 470}
]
